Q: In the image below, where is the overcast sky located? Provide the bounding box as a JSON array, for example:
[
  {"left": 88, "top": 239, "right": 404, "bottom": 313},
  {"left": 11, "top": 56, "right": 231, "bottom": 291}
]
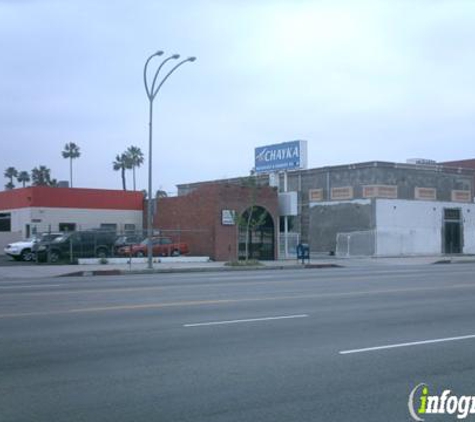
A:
[{"left": 1, "top": 0, "right": 474, "bottom": 194}]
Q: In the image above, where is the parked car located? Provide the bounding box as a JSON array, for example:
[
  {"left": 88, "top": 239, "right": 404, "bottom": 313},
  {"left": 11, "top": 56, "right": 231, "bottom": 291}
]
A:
[
  {"left": 4, "top": 233, "right": 62, "bottom": 261},
  {"left": 117, "top": 237, "right": 189, "bottom": 257},
  {"left": 113, "top": 234, "right": 145, "bottom": 255},
  {"left": 36, "top": 231, "right": 117, "bottom": 263}
]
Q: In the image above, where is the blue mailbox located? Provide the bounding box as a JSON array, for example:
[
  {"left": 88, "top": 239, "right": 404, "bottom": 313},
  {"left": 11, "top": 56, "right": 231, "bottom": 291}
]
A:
[{"left": 296, "top": 243, "right": 310, "bottom": 264}]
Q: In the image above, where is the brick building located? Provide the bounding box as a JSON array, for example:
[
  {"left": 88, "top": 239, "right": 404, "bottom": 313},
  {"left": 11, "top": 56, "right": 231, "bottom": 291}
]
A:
[
  {"left": 442, "top": 159, "right": 475, "bottom": 169},
  {"left": 441, "top": 159, "right": 475, "bottom": 192},
  {"left": 177, "top": 161, "right": 475, "bottom": 257},
  {"left": 153, "top": 183, "right": 279, "bottom": 261}
]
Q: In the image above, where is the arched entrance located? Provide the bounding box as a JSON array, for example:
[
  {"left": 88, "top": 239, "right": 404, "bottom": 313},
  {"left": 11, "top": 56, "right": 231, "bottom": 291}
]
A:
[{"left": 238, "top": 206, "right": 275, "bottom": 260}]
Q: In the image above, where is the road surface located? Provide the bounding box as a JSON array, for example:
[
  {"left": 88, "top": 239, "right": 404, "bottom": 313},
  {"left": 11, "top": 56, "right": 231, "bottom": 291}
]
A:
[{"left": 1, "top": 265, "right": 475, "bottom": 421}]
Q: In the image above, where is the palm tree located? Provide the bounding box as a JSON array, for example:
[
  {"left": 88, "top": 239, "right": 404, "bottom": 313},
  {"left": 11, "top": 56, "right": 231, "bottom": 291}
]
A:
[
  {"left": 156, "top": 189, "right": 168, "bottom": 198},
  {"left": 126, "top": 146, "right": 144, "bottom": 191},
  {"left": 17, "top": 171, "right": 31, "bottom": 188},
  {"left": 113, "top": 153, "right": 132, "bottom": 191},
  {"left": 61, "top": 142, "right": 81, "bottom": 188},
  {"left": 31, "top": 166, "right": 53, "bottom": 186},
  {"left": 4, "top": 167, "right": 18, "bottom": 190}
]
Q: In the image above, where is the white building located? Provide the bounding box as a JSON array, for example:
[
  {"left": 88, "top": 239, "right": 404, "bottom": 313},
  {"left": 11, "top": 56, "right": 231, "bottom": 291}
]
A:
[
  {"left": 330, "top": 199, "right": 475, "bottom": 257},
  {"left": 0, "top": 186, "right": 143, "bottom": 250}
]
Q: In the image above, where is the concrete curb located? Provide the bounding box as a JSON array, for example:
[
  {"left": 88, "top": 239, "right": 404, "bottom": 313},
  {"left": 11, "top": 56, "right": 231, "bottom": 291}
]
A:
[
  {"left": 56, "top": 263, "right": 343, "bottom": 278},
  {"left": 61, "top": 269, "right": 123, "bottom": 277},
  {"left": 77, "top": 256, "right": 211, "bottom": 265},
  {"left": 305, "top": 263, "right": 344, "bottom": 269},
  {"left": 432, "top": 259, "right": 475, "bottom": 265},
  {"left": 5, "top": 256, "right": 475, "bottom": 281}
]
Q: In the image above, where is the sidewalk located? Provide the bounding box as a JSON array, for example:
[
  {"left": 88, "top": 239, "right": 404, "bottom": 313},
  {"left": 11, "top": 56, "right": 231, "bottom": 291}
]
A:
[
  {"left": 1, "top": 255, "right": 475, "bottom": 281},
  {"left": 0, "top": 260, "right": 295, "bottom": 280}
]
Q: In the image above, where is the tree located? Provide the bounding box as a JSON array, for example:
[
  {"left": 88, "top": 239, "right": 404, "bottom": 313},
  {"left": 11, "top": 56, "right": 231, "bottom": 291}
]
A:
[
  {"left": 126, "top": 146, "right": 144, "bottom": 191},
  {"left": 4, "top": 167, "right": 18, "bottom": 190},
  {"left": 61, "top": 142, "right": 81, "bottom": 188},
  {"left": 31, "top": 166, "right": 54, "bottom": 186},
  {"left": 113, "top": 153, "right": 132, "bottom": 191},
  {"left": 17, "top": 171, "right": 31, "bottom": 188},
  {"left": 156, "top": 189, "right": 168, "bottom": 198}
]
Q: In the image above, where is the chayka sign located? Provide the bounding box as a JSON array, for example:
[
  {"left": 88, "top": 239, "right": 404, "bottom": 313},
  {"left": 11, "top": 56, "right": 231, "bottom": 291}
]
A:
[{"left": 254, "top": 140, "right": 307, "bottom": 174}]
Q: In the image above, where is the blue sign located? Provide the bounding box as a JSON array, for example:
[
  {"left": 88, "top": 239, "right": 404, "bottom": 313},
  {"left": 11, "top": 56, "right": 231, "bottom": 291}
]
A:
[{"left": 254, "top": 140, "right": 307, "bottom": 174}]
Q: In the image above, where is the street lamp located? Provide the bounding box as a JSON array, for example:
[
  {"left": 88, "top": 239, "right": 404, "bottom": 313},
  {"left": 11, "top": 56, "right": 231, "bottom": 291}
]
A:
[{"left": 144, "top": 51, "right": 196, "bottom": 269}]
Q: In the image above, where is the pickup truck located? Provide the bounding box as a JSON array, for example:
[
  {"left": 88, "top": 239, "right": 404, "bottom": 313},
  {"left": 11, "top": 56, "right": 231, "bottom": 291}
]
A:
[{"left": 117, "top": 237, "right": 189, "bottom": 257}]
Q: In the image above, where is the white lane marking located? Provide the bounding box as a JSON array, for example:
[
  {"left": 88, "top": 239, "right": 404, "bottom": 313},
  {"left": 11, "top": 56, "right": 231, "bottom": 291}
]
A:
[
  {"left": 0, "top": 284, "right": 62, "bottom": 290},
  {"left": 184, "top": 314, "right": 309, "bottom": 327},
  {"left": 340, "top": 334, "right": 475, "bottom": 355}
]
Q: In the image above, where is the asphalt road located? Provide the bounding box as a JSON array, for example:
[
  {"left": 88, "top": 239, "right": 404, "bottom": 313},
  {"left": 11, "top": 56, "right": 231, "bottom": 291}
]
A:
[{"left": 1, "top": 265, "right": 475, "bottom": 422}]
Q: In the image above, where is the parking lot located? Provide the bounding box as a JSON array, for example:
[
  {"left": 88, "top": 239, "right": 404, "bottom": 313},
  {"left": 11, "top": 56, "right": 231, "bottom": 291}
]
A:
[{"left": 0, "top": 254, "right": 35, "bottom": 267}]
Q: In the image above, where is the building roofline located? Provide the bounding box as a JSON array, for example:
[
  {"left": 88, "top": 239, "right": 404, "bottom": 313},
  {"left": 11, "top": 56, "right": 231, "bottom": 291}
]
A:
[
  {"left": 177, "top": 160, "right": 475, "bottom": 189},
  {"left": 0, "top": 186, "right": 144, "bottom": 211}
]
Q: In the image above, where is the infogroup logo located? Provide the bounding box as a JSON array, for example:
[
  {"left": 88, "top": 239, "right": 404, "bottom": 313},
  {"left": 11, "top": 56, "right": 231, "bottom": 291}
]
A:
[{"left": 408, "top": 383, "right": 475, "bottom": 420}]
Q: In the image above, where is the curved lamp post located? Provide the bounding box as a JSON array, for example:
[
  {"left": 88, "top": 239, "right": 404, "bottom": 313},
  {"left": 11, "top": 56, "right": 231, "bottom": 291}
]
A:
[{"left": 144, "top": 51, "right": 196, "bottom": 269}]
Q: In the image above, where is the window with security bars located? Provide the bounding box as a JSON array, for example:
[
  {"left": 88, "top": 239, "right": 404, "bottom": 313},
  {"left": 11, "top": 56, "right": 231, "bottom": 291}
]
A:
[
  {"left": 444, "top": 209, "right": 461, "bottom": 220},
  {"left": 0, "top": 213, "right": 11, "bottom": 231}
]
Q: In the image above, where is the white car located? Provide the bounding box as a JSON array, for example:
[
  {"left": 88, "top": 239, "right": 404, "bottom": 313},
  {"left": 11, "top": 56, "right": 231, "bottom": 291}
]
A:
[{"left": 4, "top": 233, "right": 62, "bottom": 261}]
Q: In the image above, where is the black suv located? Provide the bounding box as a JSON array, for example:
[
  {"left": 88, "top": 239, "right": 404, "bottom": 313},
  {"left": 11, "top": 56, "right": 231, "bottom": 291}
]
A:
[{"left": 36, "top": 231, "right": 117, "bottom": 263}]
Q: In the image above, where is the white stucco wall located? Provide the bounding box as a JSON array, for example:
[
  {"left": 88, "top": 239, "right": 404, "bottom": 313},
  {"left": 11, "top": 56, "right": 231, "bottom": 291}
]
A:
[
  {"left": 2, "top": 207, "right": 143, "bottom": 237},
  {"left": 375, "top": 199, "right": 475, "bottom": 256},
  {"left": 9, "top": 208, "right": 31, "bottom": 235}
]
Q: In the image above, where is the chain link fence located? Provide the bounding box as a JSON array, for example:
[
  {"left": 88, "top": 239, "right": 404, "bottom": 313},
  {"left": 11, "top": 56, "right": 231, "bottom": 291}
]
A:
[
  {"left": 18, "top": 226, "right": 210, "bottom": 264},
  {"left": 278, "top": 232, "right": 301, "bottom": 259},
  {"left": 336, "top": 230, "right": 376, "bottom": 257}
]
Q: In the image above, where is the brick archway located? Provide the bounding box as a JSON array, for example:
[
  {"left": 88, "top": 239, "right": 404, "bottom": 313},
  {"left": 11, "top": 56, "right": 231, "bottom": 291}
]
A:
[{"left": 238, "top": 205, "right": 275, "bottom": 260}]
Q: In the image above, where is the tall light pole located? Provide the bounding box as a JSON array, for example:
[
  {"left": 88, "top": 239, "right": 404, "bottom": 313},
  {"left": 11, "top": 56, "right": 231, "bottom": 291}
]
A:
[{"left": 144, "top": 51, "right": 196, "bottom": 269}]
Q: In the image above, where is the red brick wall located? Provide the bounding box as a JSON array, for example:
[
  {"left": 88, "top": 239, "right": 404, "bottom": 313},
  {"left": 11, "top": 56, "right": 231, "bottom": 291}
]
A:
[
  {"left": 153, "top": 186, "right": 218, "bottom": 258},
  {"left": 442, "top": 159, "right": 475, "bottom": 169},
  {"left": 213, "top": 184, "right": 279, "bottom": 261},
  {"left": 153, "top": 183, "right": 279, "bottom": 261}
]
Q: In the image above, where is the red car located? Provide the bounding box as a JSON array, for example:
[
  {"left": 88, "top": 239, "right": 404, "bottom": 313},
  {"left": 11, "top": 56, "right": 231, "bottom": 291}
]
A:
[{"left": 117, "top": 237, "right": 189, "bottom": 257}]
